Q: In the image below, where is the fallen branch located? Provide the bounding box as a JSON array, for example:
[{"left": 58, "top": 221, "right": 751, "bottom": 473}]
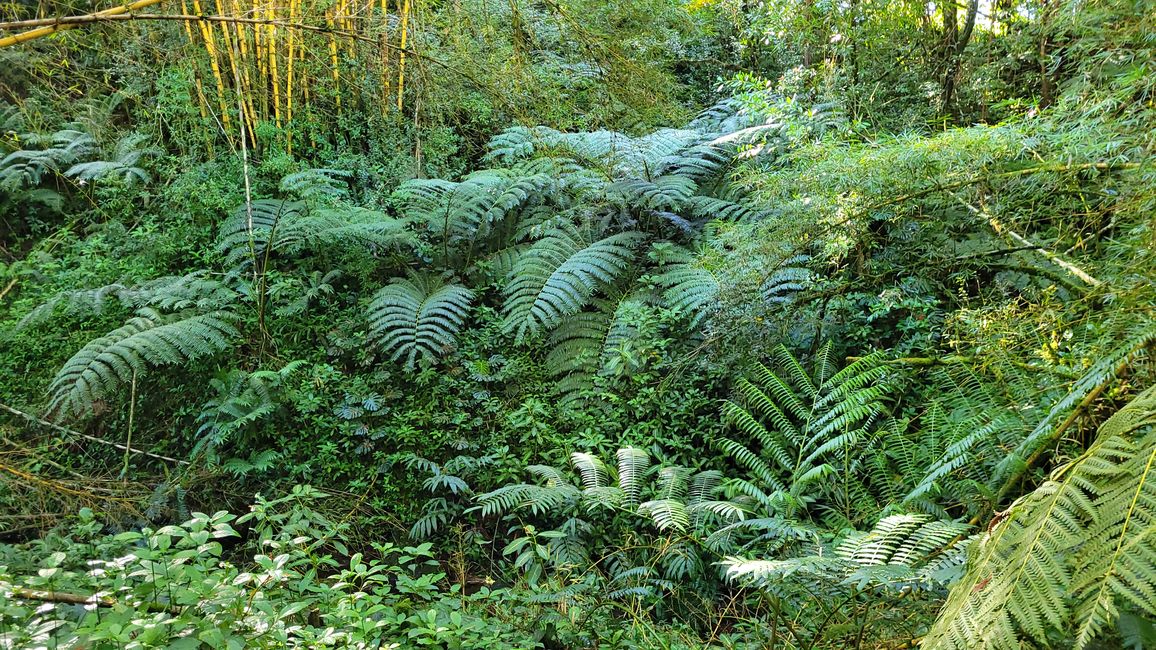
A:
[
  {"left": 9, "top": 587, "right": 181, "bottom": 614},
  {"left": 871, "top": 161, "right": 1142, "bottom": 210},
  {"left": 948, "top": 190, "right": 1102, "bottom": 287},
  {"left": 0, "top": 402, "right": 189, "bottom": 465},
  {"left": 0, "top": 277, "right": 17, "bottom": 302}
]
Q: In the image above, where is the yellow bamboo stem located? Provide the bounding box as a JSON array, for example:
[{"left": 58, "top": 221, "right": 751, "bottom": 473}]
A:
[
  {"left": 178, "top": 0, "right": 213, "bottom": 131},
  {"left": 0, "top": 0, "right": 167, "bottom": 47},
  {"left": 191, "top": 0, "right": 233, "bottom": 133},
  {"left": 268, "top": 3, "right": 280, "bottom": 128},
  {"left": 229, "top": 0, "right": 258, "bottom": 143},
  {"left": 380, "top": 0, "right": 390, "bottom": 113},
  {"left": 396, "top": 0, "right": 410, "bottom": 110},
  {"left": 213, "top": 0, "right": 253, "bottom": 143},
  {"left": 285, "top": 0, "right": 298, "bottom": 152},
  {"left": 327, "top": 8, "right": 341, "bottom": 111}
]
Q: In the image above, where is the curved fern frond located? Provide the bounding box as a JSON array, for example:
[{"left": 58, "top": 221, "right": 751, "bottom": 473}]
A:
[
  {"left": 639, "top": 498, "right": 690, "bottom": 533},
  {"left": 47, "top": 310, "right": 239, "bottom": 420},
  {"left": 218, "top": 200, "right": 413, "bottom": 269},
  {"left": 571, "top": 452, "right": 612, "bottom": 490},
  {"left": 660, "top": 263, "right": 720, "bottom": 327},
  {"left": 502, "top": 223, "right": 643, "bottom": 342},
  {"left": 925, "top": 385, "right": 1156, "bottom": 650},
  {"left": 617, "top": 447, "right": 651, "bottom": 507},
  {"left": 366, "top": 273, "right": 474, "bottom": 370},
  {"left": 279, "top": 168, "right": 350, "bottom": 198}
]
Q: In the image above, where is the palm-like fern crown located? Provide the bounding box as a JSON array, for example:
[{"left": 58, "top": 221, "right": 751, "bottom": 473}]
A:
[
  {"left": 472, "top": 447, "right": 748, "bottom": 586},
  {"left": 472, "top": 447, "right": 745, "bottom": 532},
  {"left": 723, "top": 513, "right": 970, "bottom": 592},
  {"left": 378, "top": 98, "right": 816, "bottom": 390},
  {"left": 366, "top": 272, "right": 475, "bottom": 370},
  {"left": 0, "top": 128, "right": 95, "bottom": 189},
  {"left": 65, "top": 133, "right": 162, "bottom": 185},
  {"left": 717, "top": 343, "right": 894, "bottom": 525},
  {"left": 925, "top": 384, "right": 1156, "bottom": 650}
]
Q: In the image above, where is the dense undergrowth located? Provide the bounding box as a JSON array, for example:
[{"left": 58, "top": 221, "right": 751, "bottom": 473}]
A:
[{"left": 1, "top": 0, "right": 1155, "bottom": 647}]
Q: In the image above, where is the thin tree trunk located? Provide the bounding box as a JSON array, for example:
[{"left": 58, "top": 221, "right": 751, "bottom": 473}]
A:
[{"left": 941, "top": 0, "right": 979, "bottom": 113}]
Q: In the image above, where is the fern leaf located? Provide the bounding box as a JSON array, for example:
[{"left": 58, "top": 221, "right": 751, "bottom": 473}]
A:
[
  {"left": 47, "top": 310, "right": 238, "bottom": 420},
  {"left": 502, "top": 223, "right": 642, "bottom": 341},
  {"left": 366, "top": 273, "right": 473, "bottom": 370}
]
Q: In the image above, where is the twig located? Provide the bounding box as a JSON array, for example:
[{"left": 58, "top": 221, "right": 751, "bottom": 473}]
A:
[
  {"left": 954, "top": 245, "right": 1043, "bottom": 260},
  {"left": 0, "top": 277, "right": 17, "bottom": 302},
  {"left": 0, "top": 402, "right": 189, "bottom": 465}
]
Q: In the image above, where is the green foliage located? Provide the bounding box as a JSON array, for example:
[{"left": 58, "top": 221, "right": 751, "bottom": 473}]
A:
[
  {"left": 0, "top": 487, "right": 583, "bottom": 649},
  {"left": 717, "top": 343, "right": 897, "bottom": 525},
  {"left": 926, "top": 385, "right": 1156, "bottom": 650},
  {"left": 2, "top": 0, "right": 1155, "bottom": 646}
]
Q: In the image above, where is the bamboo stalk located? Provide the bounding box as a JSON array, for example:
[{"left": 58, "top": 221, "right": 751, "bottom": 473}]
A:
[
  {"left": 0, "top": 0, "right": 167, "bottom": 47},
  {"left": 190, "top": 0, "right": 233, "bottom": 133},
  {"left": 178, "top": 0, "right": 214, "bottom": 147},
  {"left": 285, "top": 0, "right": 298, "bottom": 150},
  {"left": 229, "top": 0, "right": 260, "bottom": 144},
  {"left": 380, "top": 0, "right": 390, "bottom": 113},
  {"left": 396, "top": 0, "right": 410, "bottom": 110},
  {"left": 268, "top": 2, "right": 281, "bottom": 128},
  {"left": 326, "top": 8, "right": 341, "bottom": 111},
  {"left": 213, "top": 0, "right": 253, "bottom": 143}
]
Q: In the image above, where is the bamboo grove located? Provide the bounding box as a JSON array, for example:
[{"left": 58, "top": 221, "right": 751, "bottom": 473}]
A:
[{"left": 1, "top": 0, "right": 420, "bottom": 154}]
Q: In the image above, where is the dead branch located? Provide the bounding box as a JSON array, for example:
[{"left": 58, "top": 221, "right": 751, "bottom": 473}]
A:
[{"left": 0, "top": 402, "right": 189, "bottom": 465}]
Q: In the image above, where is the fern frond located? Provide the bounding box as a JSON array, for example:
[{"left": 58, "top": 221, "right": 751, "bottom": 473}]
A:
[
  {"left": 925, "top": 385, "right": 1156, "bottom": 650},
  {"left": 366, "top": 273, "right": 474, "bottom": 370},
  {"left": 660, "top": 263, "right": 720, "bottom": 327},
  {"left": 502, "top": 223, "right": 642, "bottom": 341},
  {"left": 571, "top": 452, "right": 612, "bottom": 490},
  {"left": 617, "top": 447, "right": 651, "bottom": 507},
  {"left": 47, "top": 310, "right": 238, "bottom": 420},
  {"left": 639, "top": 498, "right": 690, "bottom": 533}
]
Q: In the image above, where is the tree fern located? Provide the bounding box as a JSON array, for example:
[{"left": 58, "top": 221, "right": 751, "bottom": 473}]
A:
[
  {"left": 17, "top": 272, "right": 239, "bottom": 330},
  {"left": 65, "top": 133, "right": 160, "bottom": 185},
  {"left": 723, "top": 513, "right": 969, "bottom": 591},
  {"left": 925, "top": 385, "right": 1156, "bottom": 650},
  {"left": 544, "top": 293, "right": 654, "bottom": 404},
  {"left": 47, "top": 309, "right": 239, "bottom": 420},
  {"left": 218, "top": 199, "right": 414, "bottom": 269},
  {"left": 502, "top": 222, "right": 643, "bottom": 342},
  {"left": 192, "top": 361, "right": 306, "bottom": 462},
  {"left": 0, "top": 129, "right": 94, "bottom": 189},
  {"left": 366, "top": 272, "right": 474, "bottom": 370},
  {"left": 279, "top": 168, "right": 351, "bottom": 199}
]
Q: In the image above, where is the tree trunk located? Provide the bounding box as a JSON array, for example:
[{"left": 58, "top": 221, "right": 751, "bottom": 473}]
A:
[{"left": 940, "top": 0, "right": 979, "bottom": 114}]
